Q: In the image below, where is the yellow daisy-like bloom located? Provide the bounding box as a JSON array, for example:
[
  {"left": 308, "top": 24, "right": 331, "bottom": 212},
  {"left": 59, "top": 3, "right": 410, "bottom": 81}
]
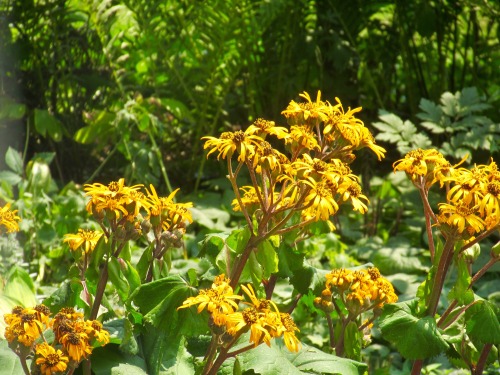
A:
[
  {"left": 323, "top": 97, "right": 363, "bottom": 135},
  {"left": 64, "top": 229, "right": 103, "bottom": 254},
  {"left": 358, "top": 127, "right": 386, "bottom": 161},
  {"left": 479, "top": 180, "right": 500, "bottom": 216},
  {"left": 281, "top": 91, "right": 330, "bottom": 125},
  {"left": 35, "top": 342, "right": 69, "bottom": 375},
  {"left": 84, "top": 178, "right": 144, "bottom": 219},
  {"left": 226, "top": 307, "right": 274, "bottom": 347},
  {"left": 302, "top": 178, "right": 339, "bottom": 221},
  {"left": 60, "top": 330, "right": 92, "bottom": 362},
  {"left": 438, "top": 202, "right": 485, "bottom": 234},
  {"left": 251, "top": 141, "right": 287, "bottom": 173},
  {"left": 85, "top": 320, "right": 110, "bottom": 345},
  {"left": 446, "top": 166, "right": 485, "bottom": 206},
  {"left": 277, "top": 313, "right": 301, "bottom": 352},
  {"left": 145, "top": 185, "right": 193, "bottom": 231},
  {"left": 241, "top": 284, "right": 279, "bottom": 313},
  {"left": 231, "top": 186, "right": 262, "bottom": 213},
  {"left": 177, "top": 275, "right": 243, "bottom": 314},
  {"left": 288, "top": 125, "right": 320, "bottom": 152},
  {"left": 393, "top": 148, "right": 447, "bottom": 184},
  {"left": 338, "top": 181, "right": 369, "bottom": 214},
  {"left": 325, "top": 268, "right": 354, "bottom": 292},
  {"left": 245, "top": 118, "right": 289, "bottom": 140},
  {"left": 0, "top": 203, "right": 21, "bottom": 234},
  {"left": 4, "top": 305, "right": 52, "bottom": 347},
  {"left": 202, "top": 130, "right": 261, "bottom": 162}
]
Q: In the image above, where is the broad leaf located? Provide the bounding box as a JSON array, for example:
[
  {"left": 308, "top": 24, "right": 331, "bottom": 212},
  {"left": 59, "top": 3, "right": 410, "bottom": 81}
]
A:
[
  {"left": 465, "top": 300, "right": 500, "bottom": 345},
  {"left": 0, "top": 340, "right": 26, "bottom": 375},
  {"left": 131, "top": 275, "right": 207, "bottom": 374},
  {"left": 159, "top": 336, "right": 195, "bottom": 375},
  {"left": 2, "top": 266, "right": 37, "bottom": 307},
  {"left": 4, "top": 147, "right": 23, "bottom": 175},
  {"left": 91, "top": 345, "right": 148, "bottom": 375},
  {"left": 220, "top": 340, "right": 366, "bottom": 375},
  {"left": 379, "top": 299, "right": 448, "bottom": 359}
]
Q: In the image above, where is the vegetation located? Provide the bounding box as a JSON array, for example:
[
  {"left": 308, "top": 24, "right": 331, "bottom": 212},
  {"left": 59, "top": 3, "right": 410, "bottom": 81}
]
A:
[{"left": 1, "top": 1, "right": 499, "bottom": 374}]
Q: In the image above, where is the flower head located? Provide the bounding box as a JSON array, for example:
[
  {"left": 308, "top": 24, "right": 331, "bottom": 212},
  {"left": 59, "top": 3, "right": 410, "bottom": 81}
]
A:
[
  {"left": 64, "top": 229, "right": 103, "bottom": 254},
  {"left": 0, "top": 203, "right": 21, "bottom": 234},
  {"left": 35, "top": 342, "right": 69, "bottom": 375}
]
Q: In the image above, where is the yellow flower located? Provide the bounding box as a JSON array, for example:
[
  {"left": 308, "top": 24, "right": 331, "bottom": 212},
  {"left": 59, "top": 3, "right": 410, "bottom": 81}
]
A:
[
  {"left": 84, "top": 178, "right": 145, "bottom": 219},
  {"left": 302, "top": 178, "right": 339, "bottom": 221},
  {"left": 393, "top": 148, "right": 447, "bottom": 184},
  {"left": 60, "top": 330, "right": 92, "bottom": 362},
  {"left": 325, "top": 268, "right": 354, "bottom": 292},
  {"left": 277, "top": 313, "right": 301, "bottom": 352},
  {"left": 226, "top": 307, "right": 273, "bottom": 347},
  {"left": 64, "top": 229, "right": 103, "bottom": 254},
  {"left": 202, "top": 130, "right": 261, "bottom": 162},
  {"left": 246, "top": 118, "right": 289, "bottom": 140},
  {"left": 0, "top": 203, "right": 21, "bottom": 234},
  {"left": 178, "top": 276, "right": 243, "bottom": 314},
  {"left": 241, "top": 284, "right": 279, "bottom": 313},
  {"left": 479, "top": 180, "right": 500, "bottom": 216},
  {"left": 145, "top": 186, "right": 193, "bottom": 231},
  {"left": 338, "top": 181, "right": 369, "bottom": 213},
  {"left": 232, "top": 186, "right": 262, "bottom": 213},
  {"left": 35, "top": 342, "right": 69, "bottom": 375},
  {"left": 288, "top": 125, "right": 320, "bottom": 152},
  {"left": 281, "top": 91, "right": 330, "bottom": 124},
  {"left": 4, "top": 305, "right": 50, "bottom": 347},
  {"left": 438, "top": 202, "right": 485, "bottom": 234},
  {"left": 251, "top": 141, "right": 287, "bottom": 173},
  {"left": 85, "top": 320, "right": 110, "bottom": 345}
]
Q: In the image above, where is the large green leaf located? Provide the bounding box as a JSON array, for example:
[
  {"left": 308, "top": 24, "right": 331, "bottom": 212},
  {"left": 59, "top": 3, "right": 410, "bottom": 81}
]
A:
[
  {"left": 158, "top": 336, "right": 195, "bottom": 375},
  {"left": 131, "top": 275, "right": 207, "bottom": 375},
  {"left": 379, "top": 299, "right": 448, "bottom": 359},
  {"left": 91, "top": 345, "right": 148, "bottom": 375},
  {"left": 465, "top": 300, "right": 500, "bottom": 345},
  {"left": 220, "top": 340, "right": 366, "bottom": 375},
  {"left": 1, "top": 266, "right": 37, "bottom": 307},
  {"left": 0, "top": 340, "right": 26, "bottom": 375}
]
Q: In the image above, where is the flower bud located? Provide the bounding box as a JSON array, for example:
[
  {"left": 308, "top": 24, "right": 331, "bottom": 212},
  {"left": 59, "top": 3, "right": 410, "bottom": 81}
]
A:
[{"left": 463, "top": 243, "right": 480, "bottom": 263}]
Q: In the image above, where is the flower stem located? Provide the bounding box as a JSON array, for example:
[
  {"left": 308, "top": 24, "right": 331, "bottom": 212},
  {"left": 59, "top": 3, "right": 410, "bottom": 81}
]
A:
[
  {"left": 90, "top": 258, "right": 109, "bottom": 320},
  {"left": 473, "top": 343, "right": 493, "bottom": 375},
  {"left": 427, "top": 238, "right": 455, "bottom": 316}
]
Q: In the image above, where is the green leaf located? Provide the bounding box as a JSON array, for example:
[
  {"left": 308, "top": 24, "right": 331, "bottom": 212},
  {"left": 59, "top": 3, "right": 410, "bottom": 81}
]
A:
[
  {"left": 256, "top": 239, "right": 279, "bottom": 279},
  {"left": 5, "top": 147, "right": 23, "bottom": 175},
  {"left": 43, "top": 278, "right": 85, "bottom": 313},
  {"left": 344, "top": 321, "right": 362, "bottom": 360},
  {"left": 2, "top": 266, "right": 37, "bottom": 307},
  {"left": 159, "top": 336, "right": 195, "bottom": 375},
  {"left": 220, "top": 340, "right": 366, "bottom": 375},
  {"left": 276, "top": 243, "right": 305, "bottom": 278},
  {"left": 91, "top": 345, "right": 148, "bottom": 375},
  {"left": 0, "top": 171, "right": 22, "bottom": 186},
  {"left": 0, "top": 340, "right": 26, "bottom": 375},
  {"left": 34, "top": 109, "right": 63, "bottom": 141},
  {"left": 465, "top": 300, "right": 500, "bottom": 345},
  {"left": 372, "top": 245, "right": 428, "bottom": 275},
  {"left": 108, "top": 257, "right": 131, "bottom": 303},
  {"left": 379, "top": 299, "right": 448, "bottom": 359},
  {"left": 447, "top": 257, "right": 474, "bottom": 305},
  {"left": 131, "top": 275, "right": 207, "bottom": 374},
  {"left": 289, "top": 260, "right": 329, "bottom": 295}
]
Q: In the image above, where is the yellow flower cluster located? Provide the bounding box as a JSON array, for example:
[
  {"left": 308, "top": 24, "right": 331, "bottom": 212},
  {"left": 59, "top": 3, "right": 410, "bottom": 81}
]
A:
[
  {"left": 178, "top": 275, "right": 301, "bottom": 352},
  {"left": 317, "top": 267, "right": 398, "bottom": 314},
  {"left": 84, "top": 178, "right": 192, "bottom": 238},
  {"left": 393, "top": 149, "right": 500, "bottom": 236},
  {"left": 4, "top": 305, "right": 109, "bottom": 375},
  {"left": 0, "top": 203, "right": 21, "bottom": 234},
  {"left": 203, "top": 91, "right": 384, "bottom": 228}
]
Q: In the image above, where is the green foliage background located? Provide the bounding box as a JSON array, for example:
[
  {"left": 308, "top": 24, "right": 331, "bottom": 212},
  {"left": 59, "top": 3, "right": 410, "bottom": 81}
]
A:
[
  {"left": 1, "top": 0, "right": 500, "bottom": 374},
  {"left": 2, "top": 0, "right": 499, "bottom": 189}
]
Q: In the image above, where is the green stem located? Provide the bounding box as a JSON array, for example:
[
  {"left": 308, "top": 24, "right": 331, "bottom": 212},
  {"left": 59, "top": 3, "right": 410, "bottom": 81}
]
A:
[
  {"left": 148, "top": 131, "right": 173, "bottom": 193},
  {"left": 229, "top": 235, "right": 259, "bottom": 288}
]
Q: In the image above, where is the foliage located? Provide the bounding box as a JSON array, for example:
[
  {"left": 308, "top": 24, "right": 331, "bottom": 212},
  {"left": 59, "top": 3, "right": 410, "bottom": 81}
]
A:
[
  {"left": 373, "top": 87, "right": 500, "bottom": 159},
  {"left": 2, "top": 0, "right": 499, "bottom": 187}
]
